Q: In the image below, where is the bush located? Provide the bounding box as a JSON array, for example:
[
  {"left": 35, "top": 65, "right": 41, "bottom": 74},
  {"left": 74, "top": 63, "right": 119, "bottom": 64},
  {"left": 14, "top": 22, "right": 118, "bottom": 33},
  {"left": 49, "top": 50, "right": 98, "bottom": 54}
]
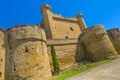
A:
[{"left": 51, "top": 45, "right": 60, "bottom": 75}]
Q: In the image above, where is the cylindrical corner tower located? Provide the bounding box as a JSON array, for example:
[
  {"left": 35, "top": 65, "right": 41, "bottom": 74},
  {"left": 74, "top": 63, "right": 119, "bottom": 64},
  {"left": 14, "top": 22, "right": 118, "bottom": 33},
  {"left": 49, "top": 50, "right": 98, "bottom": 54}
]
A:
[
  {"left": 107, "top": 28, "right": 120, "bottom": 54},
  {"left": 0, "top": 28, "right": 5, "bottom": 80},
  {"left": 5, "top": 25, "right": 52, "bottom": 80},
  {"left": 79, "top": 25, "right": 118, "bottom": 61}
]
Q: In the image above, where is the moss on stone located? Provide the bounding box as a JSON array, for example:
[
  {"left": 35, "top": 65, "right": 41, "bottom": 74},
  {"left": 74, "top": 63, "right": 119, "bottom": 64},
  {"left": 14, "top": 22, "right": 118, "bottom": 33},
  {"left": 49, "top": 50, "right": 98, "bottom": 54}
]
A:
[{"left": 81, "top": 41, "right": 90, "bottom": 60}]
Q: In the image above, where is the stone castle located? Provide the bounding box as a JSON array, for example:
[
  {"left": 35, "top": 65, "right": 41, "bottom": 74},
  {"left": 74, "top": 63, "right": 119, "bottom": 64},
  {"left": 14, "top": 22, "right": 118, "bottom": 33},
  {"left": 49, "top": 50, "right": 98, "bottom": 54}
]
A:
[{"left": 0, "top": 4, "right": 120, "bottom": 80}]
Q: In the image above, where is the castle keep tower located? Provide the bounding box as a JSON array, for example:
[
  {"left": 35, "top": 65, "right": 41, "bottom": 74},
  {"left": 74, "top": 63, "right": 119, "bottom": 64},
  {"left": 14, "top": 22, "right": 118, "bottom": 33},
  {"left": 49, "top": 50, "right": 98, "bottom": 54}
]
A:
[
  {"left": 79, "top": 25, "right": 118, "bottom": 61},
  {"left": 5, "top": 25, "right": 52, "bottom": 80},
  {"left": 0, "top": 28, "right": 5, "bottom": 80},
  {"left": 107, "top": 28, "right": 120, "bottom": 54},
  {"left": 41, "top": 4, "right": 87, "bottom": 39}
]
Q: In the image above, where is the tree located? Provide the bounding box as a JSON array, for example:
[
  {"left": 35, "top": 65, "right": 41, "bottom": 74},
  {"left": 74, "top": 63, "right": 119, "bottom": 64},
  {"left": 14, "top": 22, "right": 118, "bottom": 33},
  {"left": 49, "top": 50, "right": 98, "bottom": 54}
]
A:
[{"left": 51, "top": 45, "right": 60, "bottom": 75}]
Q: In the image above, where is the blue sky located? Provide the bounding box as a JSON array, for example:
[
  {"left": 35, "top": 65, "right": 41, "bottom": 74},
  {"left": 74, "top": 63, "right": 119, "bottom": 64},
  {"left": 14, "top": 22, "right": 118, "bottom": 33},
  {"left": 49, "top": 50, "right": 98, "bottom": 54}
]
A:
[{"left": 0, "top": 0, "right": 120, "bottom": 30}]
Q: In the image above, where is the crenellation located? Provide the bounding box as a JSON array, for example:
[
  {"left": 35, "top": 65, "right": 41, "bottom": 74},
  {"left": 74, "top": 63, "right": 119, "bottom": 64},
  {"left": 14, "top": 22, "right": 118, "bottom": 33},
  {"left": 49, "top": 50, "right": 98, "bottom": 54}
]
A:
[
  {"left": 52, "top": 13, "right": 77, "bottom": 21},
  {"left": 40, "top": 4, "right": 52, "bottom": 12},
  {"left": 76, "top": 13, "right": 83, "bottom": 18}
]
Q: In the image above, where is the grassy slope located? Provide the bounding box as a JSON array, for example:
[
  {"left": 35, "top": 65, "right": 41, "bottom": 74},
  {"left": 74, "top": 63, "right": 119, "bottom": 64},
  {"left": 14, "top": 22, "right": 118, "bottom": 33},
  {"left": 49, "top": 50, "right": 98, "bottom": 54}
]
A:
[{"left": 52, "top": 57, "right": 117, "bottom": 80}]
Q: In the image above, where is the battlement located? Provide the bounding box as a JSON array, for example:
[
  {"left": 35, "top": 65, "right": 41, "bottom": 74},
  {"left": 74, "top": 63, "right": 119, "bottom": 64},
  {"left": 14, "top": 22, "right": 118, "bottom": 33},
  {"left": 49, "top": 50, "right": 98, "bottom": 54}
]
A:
[
  {"left": 52, "top": 12, "right": 77, "bottom": 22},
  {"left": 40, "top": 4, "right": 77, "bottom": 21},
  {"left": 40, "top": 4, "right": 52, "bottom": 12},
  {"left": 76, "top": 13, "right": 83, "bottom": 18}
]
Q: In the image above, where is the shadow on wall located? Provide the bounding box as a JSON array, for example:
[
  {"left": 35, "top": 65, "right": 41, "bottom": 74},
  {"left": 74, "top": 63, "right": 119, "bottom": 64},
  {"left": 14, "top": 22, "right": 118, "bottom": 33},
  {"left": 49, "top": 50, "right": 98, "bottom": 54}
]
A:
[
  {"left": 75, "top": 34, "right": 85, "bottom": 62},
  {"left": 107, "top": 28, "right": 120, "bottom": 55},
  {"left": 75, "top": 25, "right": 118, "bottom": 62}
]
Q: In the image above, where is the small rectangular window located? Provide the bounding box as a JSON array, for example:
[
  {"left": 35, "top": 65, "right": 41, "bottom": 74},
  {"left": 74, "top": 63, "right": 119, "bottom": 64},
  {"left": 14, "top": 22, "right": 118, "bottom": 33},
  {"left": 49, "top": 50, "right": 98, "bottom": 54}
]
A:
[{"left": 70, "top": 27, "right": 74, "bottom": 31}]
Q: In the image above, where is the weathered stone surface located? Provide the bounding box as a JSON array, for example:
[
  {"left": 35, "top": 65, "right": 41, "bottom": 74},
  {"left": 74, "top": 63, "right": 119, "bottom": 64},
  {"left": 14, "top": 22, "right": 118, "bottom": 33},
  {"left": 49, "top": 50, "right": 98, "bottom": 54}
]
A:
[
  {"left": 47, "top": 39, "right": 77, "bottom": 70},
  {"left": 79, "top": 25, "right": 118, "bottom": 61},
  {"left": 0, "top": 4, "right": 120, "bottom": 80},
  {"left": 107, "top": 28, "right": 120, "bottom": 54},
  {"left": 5, "top": 25, "right": 52, "bottom": 80},
  {"left": 75, "top": 37, "right": 86, "bottom": 62},
  {"left": 0, "top": 28, "right": 5, "bottom": 80},
  {"left": 40, "top": 4, "right": 87, "bottom": 39}
]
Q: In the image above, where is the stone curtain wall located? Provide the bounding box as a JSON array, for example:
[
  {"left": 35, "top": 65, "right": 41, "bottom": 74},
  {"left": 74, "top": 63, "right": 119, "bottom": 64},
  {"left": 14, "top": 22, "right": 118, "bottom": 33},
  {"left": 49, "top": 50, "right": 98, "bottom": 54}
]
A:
[
  {"left": 0, "top": 29, "right": 5, "bottom": 80},
  {"left": 79, "top": 25, "right": 118, "bottom": 61},
  {"left": 47, "top": 39, "right": 78, "bottom": 70},
  {"left": 107, "top": 28, "right": 120, "bottom": 54},
  {"left": 52, "top": 17, "right": 81, "bottom": 39},
  {"left": 4, "top": 25, "right": 52, "bottom": 80}
]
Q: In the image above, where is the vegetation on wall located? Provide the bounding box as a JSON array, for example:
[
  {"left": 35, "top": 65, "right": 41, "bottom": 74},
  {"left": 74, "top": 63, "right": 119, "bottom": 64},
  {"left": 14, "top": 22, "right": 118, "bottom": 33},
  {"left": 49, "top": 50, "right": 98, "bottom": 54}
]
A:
[
  {"left": 51, "top": 45, "right": 60, "bottom": 75},
  {"left": 81, "top": 41, "right": 90, "bottom": 60}
]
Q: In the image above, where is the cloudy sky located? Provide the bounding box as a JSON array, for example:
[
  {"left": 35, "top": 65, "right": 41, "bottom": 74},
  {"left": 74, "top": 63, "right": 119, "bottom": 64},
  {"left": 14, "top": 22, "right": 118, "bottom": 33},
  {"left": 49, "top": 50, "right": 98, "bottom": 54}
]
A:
[{"left": 0, "top": 0, "right": 120, "bottom": 30}]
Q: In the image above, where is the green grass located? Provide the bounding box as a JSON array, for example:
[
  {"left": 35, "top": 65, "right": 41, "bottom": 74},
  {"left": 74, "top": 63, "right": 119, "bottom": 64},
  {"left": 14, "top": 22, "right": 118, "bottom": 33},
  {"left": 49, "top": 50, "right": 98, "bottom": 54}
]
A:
[
  {"left": 0, "top": 77, "right": 3, "bottom": 80},
  {"left": 52, "top": 57, "right": 117, "bottom": 80}
]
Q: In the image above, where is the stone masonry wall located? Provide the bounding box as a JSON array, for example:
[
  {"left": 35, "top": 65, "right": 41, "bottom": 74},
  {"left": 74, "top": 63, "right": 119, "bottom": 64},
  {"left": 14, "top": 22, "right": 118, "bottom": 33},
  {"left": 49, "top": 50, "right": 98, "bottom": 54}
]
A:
[
  {"left": 107, "top": 28, "right": 120, "bottom": 54},
  {"left": 0, "top": 28, "right": 5, "bottom": 80},
  {"left": 79, "top": 25, "right": 118, "bottom": 61},
  {"left": 0, "top": 4, "right": 120, "bottom": 80},
  {"left": 52, "top": 17, "right": 81, "bottom": 39},
  {"left": 40, "top": 4, "right": 87, "bottom": 39},
  {"left": 47, "top": 39, "right": 78, "bottom": 70},
  {"left": 4, "top": 25, "right": 52, "bottom": 80}
]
